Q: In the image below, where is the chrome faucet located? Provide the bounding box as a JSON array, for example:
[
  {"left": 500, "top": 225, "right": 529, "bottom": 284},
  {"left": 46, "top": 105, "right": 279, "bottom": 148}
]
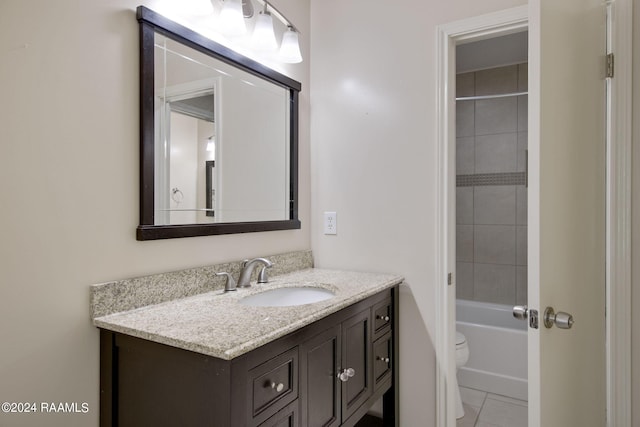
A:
[{"left": 237, "top": 257, "right": 273, "bottom": 288}]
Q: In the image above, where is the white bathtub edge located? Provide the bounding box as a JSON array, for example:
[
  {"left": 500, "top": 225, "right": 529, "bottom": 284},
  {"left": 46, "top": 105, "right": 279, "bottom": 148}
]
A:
[{"left": 458, "top": 366, "right": 528, "bottom": 402}]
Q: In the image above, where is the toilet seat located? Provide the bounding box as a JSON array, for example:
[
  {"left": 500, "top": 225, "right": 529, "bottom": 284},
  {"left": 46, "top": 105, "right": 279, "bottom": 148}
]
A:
[{"left": 455, "top": 331, "right": 467, "bottom": 346}]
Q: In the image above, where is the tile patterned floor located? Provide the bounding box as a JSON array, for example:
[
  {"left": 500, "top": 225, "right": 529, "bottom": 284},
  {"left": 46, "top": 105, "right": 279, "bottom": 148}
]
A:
[{"left": 456, "top": 386, "right": 528, "bottom": 427}]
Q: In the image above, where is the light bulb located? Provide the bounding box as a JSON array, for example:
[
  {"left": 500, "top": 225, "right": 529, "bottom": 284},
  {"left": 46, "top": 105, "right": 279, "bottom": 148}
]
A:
[
  {"left": 252, "top": 11, "right": 278, "bottom": 51},
  {"left": 279, "top": 27, "right": 302, "bottom": 63},
  {"left": 219, "top": 0, "right": 246, "bottom": 36}
]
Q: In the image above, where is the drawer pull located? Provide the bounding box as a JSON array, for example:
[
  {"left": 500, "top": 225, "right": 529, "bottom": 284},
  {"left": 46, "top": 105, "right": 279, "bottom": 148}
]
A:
[
  {"left": 377, "top": 356, "right": 390, "bottom": 363},
  {"left": 337, "top": 368, "right": 356, "bottom": 382},
  {"left": 271, "top": 383, "right": 284, "bottom": 393},
  {"left": 270, "top": 382, "right": 285, "bottom": 392},
  {"left": 377, "top": 315, "right": 390, "bottom": 322}
]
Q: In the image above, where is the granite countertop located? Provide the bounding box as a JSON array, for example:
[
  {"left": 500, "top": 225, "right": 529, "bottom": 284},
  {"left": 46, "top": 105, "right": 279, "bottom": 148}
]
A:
[{"left": 93, "top": 268, "right": 403, "bottom": 360}]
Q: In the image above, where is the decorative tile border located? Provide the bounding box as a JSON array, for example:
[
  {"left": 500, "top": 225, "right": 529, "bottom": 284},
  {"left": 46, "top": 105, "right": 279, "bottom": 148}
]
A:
[
  {"left": 90, "top": 250, "right": 313, "bottom": 319},
  {"left": 457, "top": 172, "right": 526, "bottom": 187}
]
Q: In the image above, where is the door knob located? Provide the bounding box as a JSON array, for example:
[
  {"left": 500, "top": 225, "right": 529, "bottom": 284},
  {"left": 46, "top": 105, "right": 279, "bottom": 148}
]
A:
[
  {"left": 513, "top": 305, "right": 528, "bottom": 320},
  {"left": 337, "top": 368, "right": 356, "bottom": 382},
  {"left": 513, "top": 305, "right": 539, "bottom": 329},
  {"left": 543, "top": 306, "right": 574, "bottom": 329}
]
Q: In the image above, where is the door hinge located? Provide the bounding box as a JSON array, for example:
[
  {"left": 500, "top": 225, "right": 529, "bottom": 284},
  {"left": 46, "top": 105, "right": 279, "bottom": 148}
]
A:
[
  {"left": 606, "top": 53, "right": 614, "bottom": 78},
  {"left": 447, "top": 273, "right": 453, "bottom": 286}
]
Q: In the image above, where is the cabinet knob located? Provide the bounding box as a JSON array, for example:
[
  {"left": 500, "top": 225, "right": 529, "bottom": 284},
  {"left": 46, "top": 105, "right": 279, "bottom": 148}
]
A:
[
  {"left": 377, "top": 356, "right": 390, "bottom": 364},
  {"left": 337, "top": 368, "right": 356, "bottom": 382},
  {"left": 271, "top": 382, "right": 284, "bottom": 392},
  {"left": 377, "top": 315, "right": 390, "bottom": 322}
]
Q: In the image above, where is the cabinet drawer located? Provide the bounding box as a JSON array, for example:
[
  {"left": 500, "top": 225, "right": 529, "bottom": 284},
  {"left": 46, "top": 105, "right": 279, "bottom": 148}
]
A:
[
  {"left": 258, "top": 401, "right": 298, "bottom": 427},
  {"left": 373, "top": 331, "right": 392, "bottom": 389},
  {"left": 372, "top": 298, "right": 392, "bottom": 341},
  {"left": 249, "top": 346, "right": 299, "bottom": 424}
]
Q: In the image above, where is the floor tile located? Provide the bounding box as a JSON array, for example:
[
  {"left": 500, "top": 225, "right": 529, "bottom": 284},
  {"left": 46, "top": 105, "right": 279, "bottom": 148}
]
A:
[
  {"left": 460, "top": 386, "right": 487, "bottom": 408},
  {"left": 456, "top": 403, "right": 480, "bottom": 427},
  {"left": 487, "top": 393, "right": 527, "bottom": 407},
  {"left": 477, "top": 397, "right": 528, "bottom": 427},
  {"left": 458, "top": 387, "right": 528, "bottom": 427}
]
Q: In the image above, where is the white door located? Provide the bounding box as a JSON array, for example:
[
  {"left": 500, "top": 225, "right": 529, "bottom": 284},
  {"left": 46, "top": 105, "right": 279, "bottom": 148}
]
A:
[{"left": 528, "top": 0, "right": 606, "bottom": 425}]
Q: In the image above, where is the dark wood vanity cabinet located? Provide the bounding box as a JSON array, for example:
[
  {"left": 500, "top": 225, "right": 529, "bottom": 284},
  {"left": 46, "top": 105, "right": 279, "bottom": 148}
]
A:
[
  {"left": 299, "top": 298, "right": 395, "bottom": 427},
  {"left": 99, "top": 286, "right": 398, "bottom": 427}
]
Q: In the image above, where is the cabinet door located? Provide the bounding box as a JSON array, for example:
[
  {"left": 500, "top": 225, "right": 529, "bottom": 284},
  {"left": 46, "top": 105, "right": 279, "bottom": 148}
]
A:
[
  {"left": 341, "top": 309, "right": 372, "bottom": 421},
  {"left": 300, "top": 325, "right": 341, "bottom": 427}
]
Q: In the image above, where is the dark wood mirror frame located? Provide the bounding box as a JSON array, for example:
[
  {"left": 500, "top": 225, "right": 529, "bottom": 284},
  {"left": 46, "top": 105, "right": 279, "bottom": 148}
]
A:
[{"left": 136, "top": 6, "right": 301, "bottom": 240}]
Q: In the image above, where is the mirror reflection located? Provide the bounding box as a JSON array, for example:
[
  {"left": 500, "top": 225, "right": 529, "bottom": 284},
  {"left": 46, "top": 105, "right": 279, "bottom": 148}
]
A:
[{"left": 154, "top": 34, "right": 291, "bottom": 226}]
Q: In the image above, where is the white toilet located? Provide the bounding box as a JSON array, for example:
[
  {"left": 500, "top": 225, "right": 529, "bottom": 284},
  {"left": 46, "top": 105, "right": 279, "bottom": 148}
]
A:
[{"left": 455, "top": 331, "right": 470, "bottom": 419}]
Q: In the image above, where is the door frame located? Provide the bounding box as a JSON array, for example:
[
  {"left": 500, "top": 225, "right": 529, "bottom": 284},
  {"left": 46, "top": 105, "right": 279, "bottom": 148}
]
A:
[
  {"left": 604, "top": 0, "right": 633, "bottom": 425},
  {"left": 434, "top": 2, "right": 632, "bottom": 426}
]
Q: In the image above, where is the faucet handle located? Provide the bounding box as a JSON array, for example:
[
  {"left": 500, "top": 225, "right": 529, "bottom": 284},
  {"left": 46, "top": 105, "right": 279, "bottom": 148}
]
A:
[
  {"left": 215, "top": 272, "right": 237, "bottom": 292},
  {"left": 257, "top": 265, "right": 272, "bottom": 284}
]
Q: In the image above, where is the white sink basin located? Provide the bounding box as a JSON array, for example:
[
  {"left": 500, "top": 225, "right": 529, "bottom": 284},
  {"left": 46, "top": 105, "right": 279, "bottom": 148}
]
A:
[{"left": 239, "top": 287, "right": 335, "bottom": 307}]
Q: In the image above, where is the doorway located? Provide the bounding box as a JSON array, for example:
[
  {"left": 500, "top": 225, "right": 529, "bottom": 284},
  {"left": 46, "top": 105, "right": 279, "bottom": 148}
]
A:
[
  {"left": 453, "top": 30, "right": 529, "bottom": 427},
  {"left": 434, "top": 7, "right": 529, "bottom": 427},
  {"left": 437, "top": 2, "right": 631, "bottom": 426}
]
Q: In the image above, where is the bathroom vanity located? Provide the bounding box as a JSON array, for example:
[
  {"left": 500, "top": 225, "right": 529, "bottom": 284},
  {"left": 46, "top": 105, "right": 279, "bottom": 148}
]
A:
[
  {"left": 92, "top": 263, "right": 401, "bottom": 427},
  {"left": 117, "top": 5, "right": 402, "bottom": 423}
]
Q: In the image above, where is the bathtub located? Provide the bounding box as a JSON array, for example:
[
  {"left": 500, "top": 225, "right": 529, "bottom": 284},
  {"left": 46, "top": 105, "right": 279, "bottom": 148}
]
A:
[{"left": 456, "top": 299, "right": 528, "bottom": 401}]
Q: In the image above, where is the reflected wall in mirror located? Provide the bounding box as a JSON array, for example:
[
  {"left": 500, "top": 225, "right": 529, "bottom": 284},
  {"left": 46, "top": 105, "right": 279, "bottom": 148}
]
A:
[{"left": 137, "top": 6, "right": 301, "bottom": 240}]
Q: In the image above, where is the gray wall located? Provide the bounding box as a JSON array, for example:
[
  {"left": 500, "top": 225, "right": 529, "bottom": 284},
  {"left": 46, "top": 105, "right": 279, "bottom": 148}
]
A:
[{"left": 456, "top": 64, "right": 528, "bottom": 306}]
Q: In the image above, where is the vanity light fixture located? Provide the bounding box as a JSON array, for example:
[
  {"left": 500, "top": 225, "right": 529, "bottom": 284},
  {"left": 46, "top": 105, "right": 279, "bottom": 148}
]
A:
[
  {"left": 219, "top": 0, "right": 247, "bottom": 36},
  {"left": 251, "top": 6, "right": 278, "bottom": 51},
  {"left": 279, "top": 26, "right": 302, "bottom": 63},
  {"left": 218, "top": 0, "right": 303, "bottom": 63}
]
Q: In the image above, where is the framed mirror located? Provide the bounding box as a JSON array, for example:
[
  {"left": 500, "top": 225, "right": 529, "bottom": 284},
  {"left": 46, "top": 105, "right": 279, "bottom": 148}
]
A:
[{"left": 136, "top": 6, "right": 301, "bottom": 240}]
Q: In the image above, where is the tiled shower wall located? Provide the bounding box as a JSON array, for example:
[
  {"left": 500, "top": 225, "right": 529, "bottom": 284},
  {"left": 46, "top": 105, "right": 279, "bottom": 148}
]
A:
[{"left": 456, "top": 64, "right": 528, "bottom": 306}]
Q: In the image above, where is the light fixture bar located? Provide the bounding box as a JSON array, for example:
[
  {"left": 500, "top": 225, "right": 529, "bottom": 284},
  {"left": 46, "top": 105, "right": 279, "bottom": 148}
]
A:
[
  {"left": 217, "top": 0, "right": 302, "bottom": 62},
  {"left": 254, "top": 0, "right": 300, "bottom": 34}
]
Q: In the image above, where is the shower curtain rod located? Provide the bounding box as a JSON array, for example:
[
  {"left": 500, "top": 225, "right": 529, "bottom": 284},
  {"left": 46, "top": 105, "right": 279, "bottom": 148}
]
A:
[{"left": 455, "top": 91, "right": 528, "bottom": 101}]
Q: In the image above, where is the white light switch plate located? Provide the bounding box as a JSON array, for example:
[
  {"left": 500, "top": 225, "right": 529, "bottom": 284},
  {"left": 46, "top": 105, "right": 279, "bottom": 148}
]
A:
[{"left": 324, "top": 212, "right": 337, "bottom": 235}]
